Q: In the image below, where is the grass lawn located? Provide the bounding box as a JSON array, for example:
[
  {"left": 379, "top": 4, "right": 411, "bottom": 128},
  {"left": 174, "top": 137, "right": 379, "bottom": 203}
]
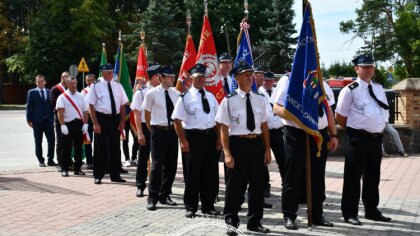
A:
[{"left": 0, "top": 104, "right": 26, "bottom": 110}]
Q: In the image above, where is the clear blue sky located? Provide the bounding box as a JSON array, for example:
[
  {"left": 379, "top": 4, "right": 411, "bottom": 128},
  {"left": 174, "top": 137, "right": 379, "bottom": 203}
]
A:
[{"left": 292, "top": 0, "right": 364, "bottom": 66}]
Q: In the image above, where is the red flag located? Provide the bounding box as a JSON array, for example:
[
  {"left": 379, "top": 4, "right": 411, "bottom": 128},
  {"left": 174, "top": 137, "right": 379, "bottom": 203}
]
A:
[
  {"left": 135, "top": 43, "right": 148, "bottom": 81},
  {"left": 196, "top": 15, "right": 225, "bottom": 103},
  {"left": 176, "top": 34, "right": 197, "bottom": 92}
]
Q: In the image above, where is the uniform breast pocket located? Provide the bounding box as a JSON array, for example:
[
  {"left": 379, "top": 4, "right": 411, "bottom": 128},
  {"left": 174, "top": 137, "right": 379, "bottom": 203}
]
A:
[
  {"left": 254, "top": 108, "right": 263, "bottom": 124},
  {"left": 354, "top": 98, "right": 368, "bottom": 111},
  {"left": 231, "top": 110, "right": 244, "bottom": 125},
  {"left": 186, "top": 102, "right": 200, "bottom": 115}
]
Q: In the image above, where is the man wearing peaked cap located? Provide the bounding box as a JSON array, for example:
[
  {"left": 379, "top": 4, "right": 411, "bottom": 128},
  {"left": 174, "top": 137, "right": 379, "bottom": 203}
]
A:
[
  {"left": 99, "top": 63, "right": 114, "bottom": 71},
  {"left": 132, "top": 64, "right": 161, "bottom": 198},
  {"left": 188, "top": 63, "right": 207, "bottom": 76},
  {"left": 219, "top": 52, "right": 234, "bottom": 96},
  {"left": 172, "top": 63, "right": 222, "bottom": 218},
  {"left": 351, "top": 54, "right": 375, "bottom": 66},
  {"left": 86, "top": 61, "right": 129, "bottom": 184},
  {"left": 158, "top": 65, "right": 176, "bottom": 77},
  {"left": 254, "top": 66, "right": 265, "bottom": 88},
  {"left": 230, "top": 60, "right": 254, "bottom": 76},
  {"left": 216, "top": 59, "right": 272, "bottom": 234},
  {"left": 336, "top": 53, "right": 391, "bottom": 225},
  {"left": 142, "top": 64, "right": 180, "bottom": 210}
]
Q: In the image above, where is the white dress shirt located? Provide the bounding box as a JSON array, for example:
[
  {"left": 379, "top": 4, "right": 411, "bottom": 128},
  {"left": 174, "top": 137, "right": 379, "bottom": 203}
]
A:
[
  {"left": 56, "top": 90, "right": 88, "bottom": 122},
  {"left": 37, "top": 87, "right": 47, "bottom": 101},
  {"left": 86, "top": 79, "right": 129, "bottom": 114},
  {"left": 172, "top": 86, "right": 219, "bottom": 129},
  {"left": 215, "top": 88, "right": 268, "bottom": 135},
  {"left": 130, "top": 84, "right": 153, "bottom": 123},
  {"left": 318, "top": 81, "right": 335, "bottom": 129},
  {"left": 335, "top": 78, "right": 388, "bottom": 133},
  {"left": 258, "top": 86, "right": 283, "bottom": 129},
  {"left": 142, "top": 85, "right": 180, "bottom": 126},
  {"left": 221, "top": 75, "right": 233, "bottom": 93},
  {"left": 272, "top": 75, "right": 302, "bottom": 129}
]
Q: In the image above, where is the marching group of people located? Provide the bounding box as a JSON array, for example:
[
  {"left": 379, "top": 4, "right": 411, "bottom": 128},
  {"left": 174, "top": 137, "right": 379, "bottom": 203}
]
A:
[{"left": 26, "top": 53, "right": 393, "bottom": 235}]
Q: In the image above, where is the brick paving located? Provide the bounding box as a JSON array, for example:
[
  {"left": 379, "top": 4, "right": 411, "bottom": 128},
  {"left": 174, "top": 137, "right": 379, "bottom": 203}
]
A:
[
  {"left": 1, "top": 111, "right": 420, "bottom": 235},
  {"left": 1, "top": 155, "right": 420, "bottom": 236}
]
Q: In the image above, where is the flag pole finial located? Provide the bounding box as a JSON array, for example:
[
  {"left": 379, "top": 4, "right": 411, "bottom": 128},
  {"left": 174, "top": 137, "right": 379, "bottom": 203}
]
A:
[
  {"left": 118, "top": 30, "right": 122, "bottom": 43},
  {"left": 102, "top": 43, "right": 105, "bottom": 47},
  {"left": 244, "top": 0, "right": 249, "bottom": 21},
  {"left": 186, "top": 9, "right": 192, "bottom": 34},
  {"left": 140, "top": 30, "right": 145, "bottom": 43},
  {"left": 204, "top": 0, "right": 208, "bottom": 16}
]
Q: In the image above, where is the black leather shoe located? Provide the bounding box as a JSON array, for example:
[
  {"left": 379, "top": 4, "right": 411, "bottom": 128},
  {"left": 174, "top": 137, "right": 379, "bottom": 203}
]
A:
[
  {"left": 86, "top": 164, "right": 93, "bottom": 170},
  {"left": 94, "top": 179, "right": 102, "bottom": 184},
  {"left": 111, "top": 177, "right": 126, "bottom": 183},
  {"left": 136, "top": 189, "right": 144, "bottom": 197},
  {"left": 365, "top": 214, "right": 391, "bottom": 222},
  {"left": 62, "top": 171, "right": 69, "bottom": 177},
  {"left": 202, "top": 210, "right": 221, "bottom": 215},
  {"left": 47, "top": 161, "right": 58, "bottom": 166},
  {"left": 185, "top": 211, "right": 196, "bottom": 218},
  {"left": 226, "top": 228, "right": 238, "bottom": 236},
  {"left": 284, "top": 217, "right": 298, "bottom": 230},
  {"left": 119, "top": 168, "right": 128, "bottom": 174},
  {"left": 247, "top": 225, "right": 270, "bottom": 233},
  {"left": 74, "top": 170, "right": 86, "bottom": 175},
  {"left": 159, "top": 197, "right": 177, "bottom": 206},
  {"left": 264, "top": 189, "right": 271, "bottom": 198},
  {"left": 39, "top": 163, "right": 46, "bottom": 167},
  {"left": 263, "top": 202, "right": 273, "bottom": 208},
  {"left": 344, "top": 217, "right": 362, "bottom": 225},
  {"left": 147, "top": 203, "right": 156, "bottom": 211},
  {"left": 313, "top": 216, "right": 334, "bottom": 227}
]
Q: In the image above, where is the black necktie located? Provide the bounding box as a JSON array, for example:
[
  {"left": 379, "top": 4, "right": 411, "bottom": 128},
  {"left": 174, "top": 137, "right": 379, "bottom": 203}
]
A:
[
  {"left": 40, "top": 89, "right": 45, "bottom": 102},
  {"left": 199, "top": 89, "right": 210, "bottom": 113},
  {"left": 108, "top": 82, "right": 117, "bottom": 115},
  {"left": 368, "top": 84, "right": 389, "bottom": 110},
  {"left": 267, "top": 89, "right": 272, "bottom": 97},
  {"left": 246, "top": 93, "right": 255, "bottom": 132},
  {"left": 165, "top": 90, "right": 174, "bottom": 125},
  {"left": 224, "top": 78, "right": 230, "bottom": 94}
]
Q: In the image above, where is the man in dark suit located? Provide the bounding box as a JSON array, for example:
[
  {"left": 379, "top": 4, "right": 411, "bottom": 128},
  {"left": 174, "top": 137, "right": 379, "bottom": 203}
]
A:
[{"left": 26, "top": 75, "right": 56, "bottom": 167}]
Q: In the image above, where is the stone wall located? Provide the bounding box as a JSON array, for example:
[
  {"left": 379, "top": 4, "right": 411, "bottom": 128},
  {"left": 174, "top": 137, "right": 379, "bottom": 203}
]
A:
[{"left": 393, "top": 78, "right": 420, "bottom": 128}]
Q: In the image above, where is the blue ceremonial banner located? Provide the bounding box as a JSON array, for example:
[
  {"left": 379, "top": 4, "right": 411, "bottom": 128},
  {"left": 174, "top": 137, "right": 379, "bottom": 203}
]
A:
[
  {"left": 232, "top": 21, "right": 257, "bottom": 92},
  {"left": 284, "top": 3, "right": 325, "bottom": 155}
]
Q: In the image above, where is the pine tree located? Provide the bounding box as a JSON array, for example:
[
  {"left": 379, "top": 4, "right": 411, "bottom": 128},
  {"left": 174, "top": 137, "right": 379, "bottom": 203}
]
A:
[
  {"left": 127, "top": 0, "right": 186, "bottom": 68},
  {"left": 260, "top": 0, "right": 297, "bottom": 73}
]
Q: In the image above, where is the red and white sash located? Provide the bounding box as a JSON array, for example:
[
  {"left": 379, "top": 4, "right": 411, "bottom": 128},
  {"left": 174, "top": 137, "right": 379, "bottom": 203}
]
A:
[
  {"left": 62, "top": 92, "right": 91, "bottom": 144},
  {"left": 56, "top": 83, "right": 65, "bottom": 93}
]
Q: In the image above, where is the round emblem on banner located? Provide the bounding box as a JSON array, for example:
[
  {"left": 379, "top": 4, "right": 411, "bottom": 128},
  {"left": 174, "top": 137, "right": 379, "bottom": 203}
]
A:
[{"left": 198, "top": 54, "right": 220, "bottom": 86}]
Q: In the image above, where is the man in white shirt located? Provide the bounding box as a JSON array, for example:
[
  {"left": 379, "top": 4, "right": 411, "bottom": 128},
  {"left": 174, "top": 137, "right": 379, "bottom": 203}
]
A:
[
  {"left": 336, "top": 54, "right": 391, "bottom": 225},
  {"left": 81, "top": 74, "right": 96, "bottom": 170},
  {"left": 56, "top": 76, "right": 89, "bottom": 177},
  {"left": 142, "top": 66, "right": 180, "bottom": 210},
  {"left": 131, "top": 64, "right": 161, "bottom": 198},
  {"left": 216, "top": 60, "right": 271, "bottom": 235},
  {"left": 86, "top": 63, "right": 129, "bottom": 184},
  {"left": 172, "top": 63, "right": 221, "bottom": 218},
  {"left": 219, "top": 52, "right": 233, "bottom": 95}
]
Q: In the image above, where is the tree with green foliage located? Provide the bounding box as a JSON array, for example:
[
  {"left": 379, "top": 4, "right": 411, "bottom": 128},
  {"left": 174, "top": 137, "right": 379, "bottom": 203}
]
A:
[
  {"left": 125, "top": 0, "right": 185, "bottom": 68},
  {"left": 340, "top": 0, "right": 420, "bottom": 78},
  {"left": 327, "top": 61, "right": 357, "bottom": 78},
  {"left": 6, "top": 0, "right": 114, "bottom": 84},
  {"left": 259, "top": 0, "right": 296, "bottom": 73}
]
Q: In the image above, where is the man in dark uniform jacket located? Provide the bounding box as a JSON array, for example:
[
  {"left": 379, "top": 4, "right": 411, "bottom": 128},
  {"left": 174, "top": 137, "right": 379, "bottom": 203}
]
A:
[{"left": 50, "top": 71, "right": 70, "bottom": 170}]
